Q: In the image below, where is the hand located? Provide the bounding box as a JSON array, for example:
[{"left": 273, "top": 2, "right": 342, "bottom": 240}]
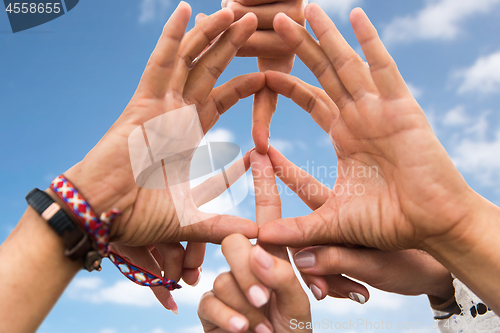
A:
[
  {"left": 294, "top": 246, "right": 455, "bottom": 303},
  {"left": 227, "top": 0, "right": 306, "bottom": 153},
  {"left": 198, "top": 151, "right": 311, "bottom": 333},
  {"left": 265, "top": 147, "right": 455, "bottom": 304},
  {"left": 61, "top": 2, "right": 264, "bottom": 311},
  {"left": 258, "top": 4, "right": 481, "bottom": 251}
]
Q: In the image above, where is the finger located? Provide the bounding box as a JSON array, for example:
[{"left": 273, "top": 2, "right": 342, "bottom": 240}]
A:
[
  {"left": 258, "top": 205, "right": 337, "bottom": 247},
  {"left": 151, "top": 243, "right": 186, "bottom": 313},
  {"left": 184, "top": 13, "right": 258, "bottom": 108},
  {"left": 222, "top": 234, "right": 271, "bottom": 308},
  {"left": 213, "top": 272, "right": 274, "bottom": 332},
  {"left": 273, "top": 12, "right": 353, "bottom": 110},
  {"left": 265, "top": 71, "right": 338, "bottom": 133},
  {"left": 238, "top": 30, "right": 293, "bottom": 58},
  {"left": 168, "top": 8, "right": 235, "bottom": 97},
  {"left": 192, "top": 148, "right": 252, "bottom": 207},
  {"left": 268, "top": 146, "right": 330, "bottom": 210},
  {"left": 252, "top": 57, "right": 295, "bottom": 154},
  {"left": 198, "top": 291, "right": 249, "bottom": 333},
  {"left": 294, "top": 263, "right": 369, "bottom": 303},
  {"left": 251, "top": 150, "right": 289, "bottom": 261},
  {"left": 252, "top": 87, "right": 277, "bottom": 154},
  {"left": 305, "top": 4, "right": 378, "bottom": 101},
  {"left": 199, "top": 72, "right": 266, "bottom": 135},
  {"left": 227, "top": 0, "right": 289, "bottom": 6},
  {"left": 324, "top": 274, "right": 369, "bottom": 303},
  {"left": 136, "top": 2, "right": 192, "bottom": 98},
  {"left": 350, "top": 8, "right": 410, "bottom": 99},
  {"left": 251, "top": 151, "right": 282, "bottom": 225},
  {"left": 179, "top": 215, "right": 258, "bottom": 243},
  {"left": 228, "top": 0, "right": 305, "bottom": 29},
  {"left": 195, "top": 12, "right": 207, "bottom": 24},
  {"left": 182, "top": 242, "right": 206, "bottom": 285},
  {"left": 250, "top": 245, "right": 310, "bottom": 318}
]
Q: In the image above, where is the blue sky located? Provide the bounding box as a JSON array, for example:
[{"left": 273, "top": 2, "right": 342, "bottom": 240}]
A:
[{"left": 1, "top": 0, "right": 500, "bottom": 332}]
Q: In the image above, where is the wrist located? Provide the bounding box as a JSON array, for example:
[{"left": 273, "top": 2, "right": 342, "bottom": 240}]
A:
[
  {"left": 426, "top": 272, "right": 455, "bottom": 301},
  {"left": 420, "top": 187, "right": 486, "bottom": 254},
  {"left": 421, "top": 193, "right": 500, "bottom": 312},
  {"left": 63, "top": 160, "right": 136, "bottom": 239}
]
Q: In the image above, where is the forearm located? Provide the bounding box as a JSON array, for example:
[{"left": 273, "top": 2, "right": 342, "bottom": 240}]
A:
[
  {"left": 0, "top": 206, "right": 81, "bottom": 332},
  {"left": 423, "top": 195, "right": 500, "bottom": 314}
]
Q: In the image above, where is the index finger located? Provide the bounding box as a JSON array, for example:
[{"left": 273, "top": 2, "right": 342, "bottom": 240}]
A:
[{"left": 251, "top": 151, "right": 288, "bottom": 260}]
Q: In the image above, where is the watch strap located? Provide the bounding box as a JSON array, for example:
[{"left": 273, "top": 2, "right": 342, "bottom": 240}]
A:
[{"left": 25, "top": 188, "right": 101, "bottom": 271}]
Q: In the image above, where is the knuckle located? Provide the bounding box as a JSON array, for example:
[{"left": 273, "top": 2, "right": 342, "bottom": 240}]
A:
[
  {"left": 325, "top": 247, "right": 341, "bottom": 273},
  {"left": 213, "top": 272, "right": 233, "bottom": 294}
]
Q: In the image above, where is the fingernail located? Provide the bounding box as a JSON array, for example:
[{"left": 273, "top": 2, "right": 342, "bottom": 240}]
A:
[
  {"left": 310, "top": 284, "right": 322, "bottom": 300},
  {"left": 253, "top": 245, "right": 274, "bottom": 269},
  {"left": 229, "top": 316, "right": 247, "bottom": 331},
  {"left": 294, "top": 251, "right": 316, "bottom": 269},
  {"left": 192, "top": 267, "right": 202, "bottom": 287},
  {"left": 195, "top": 13, "right": 203, "bottom": 24},
  {"left": 348, "top": 292, "right": 366, "bottom": 304},
  {"left": 255, "top": 323, "right": 273, "bottom": 333},
  {"left": 221, "top": 0, "right": 228, "bottom": 8},
  {"left": 248, "top": 285, "right": 269, "bottom": 307},
  {"left": 166, "top": 296, "right": 179, "bottom": 315}
]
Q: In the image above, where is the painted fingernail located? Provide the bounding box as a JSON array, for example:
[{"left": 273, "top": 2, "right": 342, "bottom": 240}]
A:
[
  {"left": 294, "top": 251, "right": 316, "bottom": 269},
  {"left": 348, "top": 292, "right": 366, "bottom": 304},
  {"left": 255, "top": 323, "right": 273, "bottom": 333},
  {"left": 310, "top": 284, "right": 322, "bottom": 301},
  {"left": 166, "top": 296, "right": 179, "bottom": 315},
  {"left": 254, "top": 245, "right": 274, "bottom": 269},
  {"left": 229, "top": 316, "right": 247, "bottom": 331},
  {"left": 192, "top": 267, "right": 202, "bottom": 287},
  {"left": 249, "top": 285, "right": 269, "bottom": 307}
]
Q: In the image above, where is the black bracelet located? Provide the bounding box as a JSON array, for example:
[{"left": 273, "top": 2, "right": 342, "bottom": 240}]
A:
[{"left": 25, "top": 188, "right": 102, "bottom": 272}]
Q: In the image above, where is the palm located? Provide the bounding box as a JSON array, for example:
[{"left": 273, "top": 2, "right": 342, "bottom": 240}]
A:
[{"left": 329, "top": 94, "right": 468, "bottom": 249}]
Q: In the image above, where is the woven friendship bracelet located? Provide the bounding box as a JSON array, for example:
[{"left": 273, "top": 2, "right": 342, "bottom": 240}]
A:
[{"left": 51, "top": 175, "right": 181, "bottom": 291}]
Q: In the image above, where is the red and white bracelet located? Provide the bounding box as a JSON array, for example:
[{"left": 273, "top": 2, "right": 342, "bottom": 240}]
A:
[{"left": 51, "top": 175, "right": 181, "bottom": 291}]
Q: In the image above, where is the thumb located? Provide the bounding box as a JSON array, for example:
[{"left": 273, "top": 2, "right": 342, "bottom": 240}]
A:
[
  {"left": 250, "top": 245, "right": 310, "bottom": 318},
  {"left": 258, "top": 207, "right": 338, "bottom": 247}
]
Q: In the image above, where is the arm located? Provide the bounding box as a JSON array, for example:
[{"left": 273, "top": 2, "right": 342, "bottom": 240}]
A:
[{"left": 0, "top": 208, "right": 81, "bottom": 332}]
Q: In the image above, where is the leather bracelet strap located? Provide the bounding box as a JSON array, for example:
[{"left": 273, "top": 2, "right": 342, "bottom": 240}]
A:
[{"left": 25, "top": 188, "right": 101, "bottom": 271}]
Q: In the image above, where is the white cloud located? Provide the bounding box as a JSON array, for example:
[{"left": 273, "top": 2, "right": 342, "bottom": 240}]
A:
[
  {"left": 139, "top": 0, "right": 171, "bottom": 24},
  {"left": 442, "top": 105, "right": 469, "bottom": 126},
  {"left": 407, "top": 83, "right": 423, "bottom": 99},
  {"left": 68, "top": 277, "right": 159, "bottom": 306},
  {"left": 204, "top": 128, "right": 235, "bottom": 143},
  {"left": 455, "top": 50, "right": 500, "bottom": 94},
  {"left": 311, "top": 0, "right": 362, "bottom": 20},
  {"left": 68, "top": 269, "right": 221, "bottom": 308},
  {"left": 383, "top": 0, "right": 500, "bottom": 44},
  {"left": 151, "top": 328, "right": 168, "bottom": 333},
  {"left": 179, "top": 325, "right": 204, "bottom": 333},
  {"left": 99, "top": 329, "right": 117, "bottom": 333},
  {"left": 269, "top": 138, "right": 294, "bottom": 153},
  {"left": 451, "top": 128, "right": 500, "bottom": 186}
]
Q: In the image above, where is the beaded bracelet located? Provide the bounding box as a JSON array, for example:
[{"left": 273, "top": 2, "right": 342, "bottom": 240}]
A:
[{"left": 51, "top": 175, "right": 181, "bottom": 291}]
